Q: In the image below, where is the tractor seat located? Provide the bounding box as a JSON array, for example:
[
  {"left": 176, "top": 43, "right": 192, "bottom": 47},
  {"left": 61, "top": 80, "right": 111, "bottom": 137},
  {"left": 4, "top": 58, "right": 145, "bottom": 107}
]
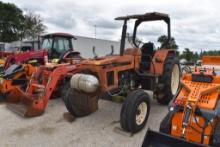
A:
[
  {"left": 3, "top": 64, "right": 23, "bottom": 79},
  {"left": 140, "top": 42, "right": 154, "bottom": 71}
]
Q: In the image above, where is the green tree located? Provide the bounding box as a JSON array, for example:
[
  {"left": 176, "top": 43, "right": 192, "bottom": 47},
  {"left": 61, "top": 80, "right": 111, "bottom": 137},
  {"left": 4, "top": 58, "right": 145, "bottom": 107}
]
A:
[
  {"left": 0, "top": 1, "right": 46, "bottom": 42},
  {"left": 157, "top": 35, "right": 178, "bottom": 49},
  {"left": 0, "top": 1, "right": 24, "bottom": 42},
  {"left": 21, "top": 11, "right": 46, "bottom": 40},
  {"left": 202, "top": 50, "right": 220, "bottom": 56},
  {"left": 180, "top": 48, "right": 194, "bottom": 62},
  {"left": 194, "top": 52, "right": 200, "bottom": 61}
]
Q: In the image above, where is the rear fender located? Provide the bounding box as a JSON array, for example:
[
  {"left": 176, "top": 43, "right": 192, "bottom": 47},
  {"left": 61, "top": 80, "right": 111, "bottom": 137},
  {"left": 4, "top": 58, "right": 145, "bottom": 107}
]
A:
[{"left": 150, "top": 49, "right": 175, "bottom": 75}]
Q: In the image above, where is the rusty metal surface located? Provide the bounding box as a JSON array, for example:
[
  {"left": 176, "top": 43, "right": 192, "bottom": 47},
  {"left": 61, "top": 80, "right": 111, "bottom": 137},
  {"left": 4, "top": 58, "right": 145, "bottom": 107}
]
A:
[{"left": 115, "top": 12, "right": 169, "bottom": 20}]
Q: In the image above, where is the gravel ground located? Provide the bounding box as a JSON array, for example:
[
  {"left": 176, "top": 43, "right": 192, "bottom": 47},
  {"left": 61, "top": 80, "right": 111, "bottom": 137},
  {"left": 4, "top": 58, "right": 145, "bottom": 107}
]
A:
[{"left": 0, "top": 91, "right": 168, "bottom": 147}]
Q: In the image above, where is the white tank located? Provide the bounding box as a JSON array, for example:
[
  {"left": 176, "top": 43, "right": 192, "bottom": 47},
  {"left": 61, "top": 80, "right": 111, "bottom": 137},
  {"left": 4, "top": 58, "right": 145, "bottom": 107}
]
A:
[{"left": 70, "top": 73, "right": 99, "bottom": 93}]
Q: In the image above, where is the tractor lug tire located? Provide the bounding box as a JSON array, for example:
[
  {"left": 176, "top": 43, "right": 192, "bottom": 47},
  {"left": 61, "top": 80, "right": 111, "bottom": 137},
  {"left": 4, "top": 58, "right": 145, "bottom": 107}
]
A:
[
  {"left": 64, "top": 88, "right": 98, "bottom": 117},
  {"left": 155, "top": 55, "right": 180, "bottom": 105},
  {"left": 120, "top": 89, "right": 151, "bottom": 133}
]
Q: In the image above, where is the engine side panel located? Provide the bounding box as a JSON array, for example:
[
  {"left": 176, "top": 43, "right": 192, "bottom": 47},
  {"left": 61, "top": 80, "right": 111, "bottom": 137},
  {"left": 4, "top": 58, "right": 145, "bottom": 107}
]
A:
[{"left": 78, "top": 55, "right": 136, "bottom": 92}]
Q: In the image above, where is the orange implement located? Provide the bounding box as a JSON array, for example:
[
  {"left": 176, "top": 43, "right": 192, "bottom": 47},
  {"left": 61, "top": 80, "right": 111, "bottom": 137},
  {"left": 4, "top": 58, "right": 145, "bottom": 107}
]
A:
[
  {"left": 158, "top": 65, "right": 220, "bottom": 146},
  {"left": 7, "top": 63, "right": 78, "bottom": 117},
  {"left": 0, "top": 64, "right": 36, "bottom": 98}
]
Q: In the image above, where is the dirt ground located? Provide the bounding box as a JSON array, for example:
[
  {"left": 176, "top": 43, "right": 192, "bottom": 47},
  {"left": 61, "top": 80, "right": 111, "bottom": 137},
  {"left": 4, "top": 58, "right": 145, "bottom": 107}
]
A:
[{"left": 0, "top": 91, "right": 167, "bottom": 147}]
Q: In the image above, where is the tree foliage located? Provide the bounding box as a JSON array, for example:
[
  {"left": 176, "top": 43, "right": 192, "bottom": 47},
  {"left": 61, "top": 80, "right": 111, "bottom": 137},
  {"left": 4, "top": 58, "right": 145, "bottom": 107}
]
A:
[
  {"left": 179, "top": 48, "right": 220, "bottom": 63},
  {"left": 202, "top": 50, "right": 220, "bottom": 56},
  {"left": 179, "top": 48, "right": 198, "bottom": 62},
  {"left": 0, "top": 1, "right": 24, "bottom": 42},
  {"left": 21, "top": 11, "right": 46, "bottom": 40},
  {"left": 157, "top": 35, "right": 178, "bottom": 49},
  {"left": 0, "top": 1, "right": 46, "bottom": 42}
]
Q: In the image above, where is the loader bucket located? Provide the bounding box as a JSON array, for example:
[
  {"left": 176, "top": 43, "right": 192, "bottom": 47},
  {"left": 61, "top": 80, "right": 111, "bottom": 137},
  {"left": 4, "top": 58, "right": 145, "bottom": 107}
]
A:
[
  {"left": 141, "top": 129, "right": 206, "bottom": 147},
  {"left": 6, "top": 87, "right": 44, "bottom": 117}
]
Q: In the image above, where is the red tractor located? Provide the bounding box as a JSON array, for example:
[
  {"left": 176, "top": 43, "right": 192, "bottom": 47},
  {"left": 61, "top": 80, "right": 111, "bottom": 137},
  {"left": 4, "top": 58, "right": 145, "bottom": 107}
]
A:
[{"left": 2, "top": 32, "right": 79, "bottom": 70}]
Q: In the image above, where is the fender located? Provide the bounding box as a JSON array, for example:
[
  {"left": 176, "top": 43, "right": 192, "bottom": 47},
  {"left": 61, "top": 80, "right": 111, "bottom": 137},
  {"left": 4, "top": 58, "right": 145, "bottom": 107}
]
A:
[{"left": 150, "top": 49, "right": 176, "bottom": 75}]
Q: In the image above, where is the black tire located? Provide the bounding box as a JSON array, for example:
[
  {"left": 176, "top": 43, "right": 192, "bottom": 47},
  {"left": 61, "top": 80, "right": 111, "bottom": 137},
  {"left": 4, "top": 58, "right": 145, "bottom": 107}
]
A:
[
  {"left": 64, "top": 88, "right": 95, "bottom": 117},
  {"left": 120, "top": 89, "right": 151, "bottom": 133},
  {"left": 64, "top": 88, "right": 74, "bottom": 113},
  {"left": 155, "top": 55, "right": 180, "bottom": 105},
  {"left": 212, "top": 119, "right": 220, "bottom": 147}
]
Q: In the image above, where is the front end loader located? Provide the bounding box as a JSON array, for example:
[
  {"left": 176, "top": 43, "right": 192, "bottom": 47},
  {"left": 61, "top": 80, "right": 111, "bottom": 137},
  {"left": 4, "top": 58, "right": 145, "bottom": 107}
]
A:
[
  {"left": 64, "top": 12, "right": 180, "bottom": 133},
  {"left": 142, "top": 56, "right": 220, "bottom": 147},
  {"left": 7, "top": 62, "right": 79, "bottom": 117}
]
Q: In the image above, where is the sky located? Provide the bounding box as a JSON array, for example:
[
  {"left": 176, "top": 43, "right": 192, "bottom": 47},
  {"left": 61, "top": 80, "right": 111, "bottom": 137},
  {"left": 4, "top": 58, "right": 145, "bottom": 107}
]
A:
[{"left": 2, "top": 0, "right": 220, "bottom": 52}]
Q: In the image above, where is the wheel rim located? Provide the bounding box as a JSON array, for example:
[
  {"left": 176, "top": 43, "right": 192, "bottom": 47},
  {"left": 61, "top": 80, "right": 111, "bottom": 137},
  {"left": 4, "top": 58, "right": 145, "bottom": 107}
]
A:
[
  {"left": 136, "top": 102, "right": 148, "bottom": 125},
  {"left": 171, "top": 64, "right": 180, "bottom": 95}
]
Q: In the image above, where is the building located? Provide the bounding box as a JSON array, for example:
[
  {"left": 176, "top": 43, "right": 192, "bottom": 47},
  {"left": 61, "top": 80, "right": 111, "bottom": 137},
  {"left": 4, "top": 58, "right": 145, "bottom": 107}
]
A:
[
  {"left": 1, "top": 35, "right": 133, "bottom": 58},
  {"left": 73, "top": 36, "right": 132, "bottom": 58}
]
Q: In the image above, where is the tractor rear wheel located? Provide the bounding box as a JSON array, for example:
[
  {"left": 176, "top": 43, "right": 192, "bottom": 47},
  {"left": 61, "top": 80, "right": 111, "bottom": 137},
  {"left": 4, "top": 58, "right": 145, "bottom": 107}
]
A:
[
  {"left": 64, "top": 88, "right": 98, "bottom": 117},
  {"left": 155, "top": 55, "right": 180, "bottom": 105},
  {"left": 120, "top": 89, "right": 151, "bottom": 133},
  {"left": 64, "top": 88, "right": 74, "bottom": 113},
  {"left": 212, "top": 119, "right": 220, "bottom": 147}
]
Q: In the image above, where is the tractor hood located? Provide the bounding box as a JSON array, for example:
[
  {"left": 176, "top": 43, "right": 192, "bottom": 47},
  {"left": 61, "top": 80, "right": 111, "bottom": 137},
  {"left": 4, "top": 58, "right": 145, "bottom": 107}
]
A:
[{"left": 81, "top": 55, "right": 134, "bottom": 66}]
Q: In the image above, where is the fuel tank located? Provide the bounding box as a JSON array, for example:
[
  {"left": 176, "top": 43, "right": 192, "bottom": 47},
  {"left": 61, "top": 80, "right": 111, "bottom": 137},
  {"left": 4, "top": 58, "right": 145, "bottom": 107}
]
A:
[{"left": 70, "top": 73, "right": 99, "bottom": 93}]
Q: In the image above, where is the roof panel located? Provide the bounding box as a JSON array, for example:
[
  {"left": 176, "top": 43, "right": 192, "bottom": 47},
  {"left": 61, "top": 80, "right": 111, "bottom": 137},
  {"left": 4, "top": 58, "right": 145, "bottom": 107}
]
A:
[{"left": 115, "top": 12, "right": 169, "bottom": 21}]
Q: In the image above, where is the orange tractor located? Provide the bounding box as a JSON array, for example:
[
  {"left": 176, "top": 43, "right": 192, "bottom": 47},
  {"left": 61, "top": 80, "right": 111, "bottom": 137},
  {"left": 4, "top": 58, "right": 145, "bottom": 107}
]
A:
[
  {"left": 0, "top": 32, "right": 81, "bottom": 100},
  {"left": 142, "top": 56, "right": 220, "bottom": 146},
  {"left": 64, "top": 12, "right": 180, "bottom": 133}
]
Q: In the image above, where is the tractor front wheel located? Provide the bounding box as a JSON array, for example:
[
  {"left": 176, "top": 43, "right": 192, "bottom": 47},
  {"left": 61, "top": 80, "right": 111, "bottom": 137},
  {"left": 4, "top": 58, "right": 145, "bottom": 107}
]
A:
[
  {"left": 64, "top": 88, "right": 98, "bottom": 117},
  {"left": 155, "top": 55, "right": 180, "bottom": 105},
  {"left": 120, "top": 89, "right": 151, "bottom": 133}
]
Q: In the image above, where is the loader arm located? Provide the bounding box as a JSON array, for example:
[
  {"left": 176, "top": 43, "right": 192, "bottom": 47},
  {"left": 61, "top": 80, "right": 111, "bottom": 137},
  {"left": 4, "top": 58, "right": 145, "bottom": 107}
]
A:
[
  {"left": 7, "top": 64, "right": 78, "bottom": 117},
  {"left": 4, "top": 49, "right": 48, "bottom": 70}
]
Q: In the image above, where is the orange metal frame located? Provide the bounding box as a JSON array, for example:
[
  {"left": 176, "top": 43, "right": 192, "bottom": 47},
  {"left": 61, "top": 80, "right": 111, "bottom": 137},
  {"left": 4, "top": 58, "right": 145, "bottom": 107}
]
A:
[
  {"left": 202, "top": 56, "right": 220, "bottom": 65},
  {"left": 0, "top": 64, "right": 36, "bottom": 94},
  {"left": 78, "top": 48, "right": 174, "bottom": 93},
  {"left": 7, "top": 63, "right": 78, "bottom": 117},
  {"left": 171, "top": 71, "right": 220, "bottom": 145}
]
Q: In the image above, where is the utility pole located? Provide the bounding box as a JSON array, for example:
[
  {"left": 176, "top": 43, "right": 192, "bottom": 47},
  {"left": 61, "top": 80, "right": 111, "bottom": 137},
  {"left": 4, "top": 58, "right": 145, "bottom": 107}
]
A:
[{"left": 94, "top": 25, "right": 97, "bottom": 39}]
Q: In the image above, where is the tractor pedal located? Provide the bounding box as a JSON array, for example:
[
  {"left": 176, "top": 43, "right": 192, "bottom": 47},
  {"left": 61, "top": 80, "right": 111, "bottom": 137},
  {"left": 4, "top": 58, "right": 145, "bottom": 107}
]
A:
[{"left": 113, "top": 127, "right": 133, "bottom": 137}]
